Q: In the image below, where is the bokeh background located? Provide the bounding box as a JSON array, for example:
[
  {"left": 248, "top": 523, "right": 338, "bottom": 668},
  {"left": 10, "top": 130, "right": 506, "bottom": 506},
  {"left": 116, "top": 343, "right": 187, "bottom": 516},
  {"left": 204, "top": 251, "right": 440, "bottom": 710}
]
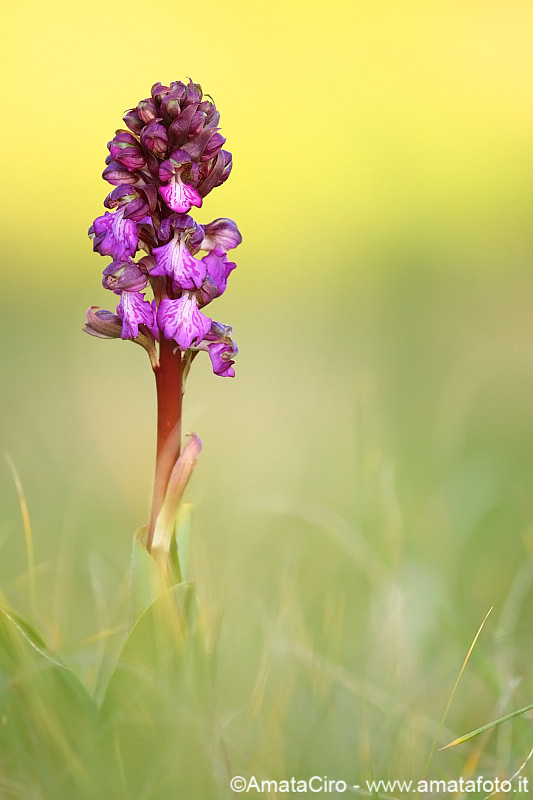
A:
[{"left": 2, "top": 0, "right": 533, "bottom": 792}]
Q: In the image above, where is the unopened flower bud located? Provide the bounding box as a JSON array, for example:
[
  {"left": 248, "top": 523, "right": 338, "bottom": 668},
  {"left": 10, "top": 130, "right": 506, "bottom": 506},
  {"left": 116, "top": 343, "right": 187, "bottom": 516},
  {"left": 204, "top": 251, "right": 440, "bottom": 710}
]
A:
[
  {"left": 123, "top": 108, "right": 144, "bottom": 134},
  {"left": 199, "top": 100, "right": 220, "bottom": 129},
  {"left": 110, "top": 131, "right": 146, "bottom": 171},
  {"left": 140, "top": 120, "right": 168, "bottom": 158},
  {"left": 201, "top": 131, "right": 226, "bottom": 162},
  {"left": 196, "top": 276, "right": 218, "bottom": 307},
  {"left": 102, "top": 260, "right": 148, "bottom": 293},
  {"left": 197, "top": 150, "right": 233, "bottom": 197},
  {"left": 168, "top": 104, "right": 200, "bottom": 149},
  {"left": 102, "top": 160, "right": 136, "bottom": 185},
  {"left": 160, "top": 83, "right": 186, "bottom": 121},
  {"left": 182, "top": 79, "right": 203, "bottom": 108},
  {"left": 150, "top": 82, "right": 171, "bottom": 102},
  {"left": 182, "top": 128, "right": 225, "bottom": 162},
  {"left": 202, "top": 218, "right": 242, "bottom": 251},
  {"left": 137, "top": 97, "right": 158, "bottom": 123}
]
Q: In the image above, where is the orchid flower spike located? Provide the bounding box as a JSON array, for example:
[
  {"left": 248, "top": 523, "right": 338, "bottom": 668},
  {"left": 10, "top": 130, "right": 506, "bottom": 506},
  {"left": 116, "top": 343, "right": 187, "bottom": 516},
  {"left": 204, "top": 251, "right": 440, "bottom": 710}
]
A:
[
  {"left": 85, "top": 79, "right": 241, "bottom": 379},
  {"left": 84, "top": 80, "right": 242, "bottom": 554}
]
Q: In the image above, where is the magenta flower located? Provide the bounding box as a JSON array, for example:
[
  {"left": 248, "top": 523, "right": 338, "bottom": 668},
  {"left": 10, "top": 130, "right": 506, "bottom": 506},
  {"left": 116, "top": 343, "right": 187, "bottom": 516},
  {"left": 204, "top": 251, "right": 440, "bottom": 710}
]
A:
[
  {"left": 109, "top": 131, "right": 146, "bottom": 171},
  {"left": 89, "top": 209, "right": 138, "bottom": 260},
  {"left": 117, "top": 291, "right": 156, "bottom": 339},
  {"left": 157, "top": 294, "right": 211, "bottom": 349},
  {"left": 202, "top": 247, "right": 236, "bottom": 297},
  {"left": 102, "top": 260, "right": 148, "bottom": 293},
  {"left": 202, "top": 218, "right": 242, "bottom": 252},
  {"left": 159, "top": 151, "right": 202, "bottom": 214},
  {"left": 207, "top": 341, "right": 238, "bottom": 378},
  {"left": 151, "top": 232, "right": 206, "bottom": 291}
]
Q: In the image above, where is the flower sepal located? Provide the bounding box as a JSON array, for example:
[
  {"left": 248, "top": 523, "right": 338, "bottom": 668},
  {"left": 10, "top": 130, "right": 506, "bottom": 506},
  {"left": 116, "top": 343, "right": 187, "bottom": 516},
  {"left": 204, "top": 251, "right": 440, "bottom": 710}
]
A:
[{"left": 83, "top": 306, "right": 159, "bottom": 368}]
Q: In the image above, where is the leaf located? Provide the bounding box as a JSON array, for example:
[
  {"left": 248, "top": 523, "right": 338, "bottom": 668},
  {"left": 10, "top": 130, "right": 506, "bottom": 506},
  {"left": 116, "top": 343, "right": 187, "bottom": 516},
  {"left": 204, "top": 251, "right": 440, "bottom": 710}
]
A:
[
  {"left": 175, "top": 502, "right": 193, "bottom": 583},
  {"left": 0, "top": 606, "right": 97, "bottom": 799},
  {"left": 426, "top": 607, "right": 492, "bottom": 770},
  {"left": 97, "top": 583, "right": 220, "bottom": 799},
  {"left": 440, "top": 703, "right": 533, "bottom": 750},
  {"left": 0, "top": 607, "right": 49, "bottom": 651},
  {"left": 129, "top": 525, "right": 169, "bottom": 622}
]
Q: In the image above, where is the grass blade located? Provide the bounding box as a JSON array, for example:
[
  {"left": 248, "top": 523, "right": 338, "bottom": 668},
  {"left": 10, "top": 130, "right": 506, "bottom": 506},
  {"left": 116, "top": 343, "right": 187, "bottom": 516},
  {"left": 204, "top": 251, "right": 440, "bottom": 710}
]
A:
[
  {"left": 425, "top": 606, "right": 492, "bottom": 771},
  {"left": 440, "top": 702, "right": 533, "bottom": 750},
  {"left": 5, "top": 453, "right": 36, "bottom": 615}
]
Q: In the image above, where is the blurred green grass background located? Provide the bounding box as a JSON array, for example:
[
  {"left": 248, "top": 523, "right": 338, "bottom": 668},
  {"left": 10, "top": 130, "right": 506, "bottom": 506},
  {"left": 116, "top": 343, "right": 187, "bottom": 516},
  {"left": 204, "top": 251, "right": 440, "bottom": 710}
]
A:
[{"left": 1, "top": 0, "right": 533, "bottom": 794}]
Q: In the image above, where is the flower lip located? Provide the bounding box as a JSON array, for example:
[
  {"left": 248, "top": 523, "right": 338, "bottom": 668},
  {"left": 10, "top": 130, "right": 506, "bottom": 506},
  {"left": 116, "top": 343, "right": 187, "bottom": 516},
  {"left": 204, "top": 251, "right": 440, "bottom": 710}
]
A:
[
  {"left": 157, "top": 293, "right": 211, "bottom": 350},
  {"left": 207, "top": 340, "right": 237, "bottom": 377},
  {"left": 151, "top": 232, "right": 207, "bottom": 291},
  {"left": 202, "top": 247, "right": 236, "bottom": 298},
  {"left": 117, "top": 291, "right": 156, "bottom": 339},
  {"left": 159, "top": 171, "right": 202, "bottom": 214},
  {"left": 90, "top": 208, "right": 139, "bottom": 260}
]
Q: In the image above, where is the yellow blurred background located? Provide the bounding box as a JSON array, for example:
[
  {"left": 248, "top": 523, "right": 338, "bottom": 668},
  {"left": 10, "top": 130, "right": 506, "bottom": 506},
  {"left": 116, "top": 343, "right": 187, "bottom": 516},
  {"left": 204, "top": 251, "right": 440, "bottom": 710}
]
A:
[{"left": 1, "top": 0, "right": 533, "bottom": 784}]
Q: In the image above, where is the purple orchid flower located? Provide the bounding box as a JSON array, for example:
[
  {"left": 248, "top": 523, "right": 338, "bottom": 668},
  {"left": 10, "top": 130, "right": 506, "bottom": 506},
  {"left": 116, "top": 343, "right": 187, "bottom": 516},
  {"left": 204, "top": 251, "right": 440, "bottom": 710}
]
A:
[
  {"left": 207, "top": 341, "right": 238, "bottom": 378},
  {"left": 201, "top": 218, "right": 242, "bottom": 252},
  {"left": 151, "top": 232, "right": 206, "bottom": 291},
  {"left": 116, "top": 291, "right": 156, "bottom": 340},
  {"left": 202, "top": 247, "right": 236, "bottom": 298},
  {"left": 159, "top": 150, "right": 202, "bottom": 214},
  {"left": 157, "top": 294, "right": 211, "bottom": 350},
  {"left": 89, "top": 209, "right": 138, "bottom": 260}
]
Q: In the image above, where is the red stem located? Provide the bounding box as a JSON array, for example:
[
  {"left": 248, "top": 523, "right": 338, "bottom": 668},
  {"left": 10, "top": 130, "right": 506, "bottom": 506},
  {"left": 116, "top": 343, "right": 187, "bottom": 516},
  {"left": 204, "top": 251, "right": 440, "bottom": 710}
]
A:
[{"left": 146, "top": 336, "right": 182, "bottom": 551}]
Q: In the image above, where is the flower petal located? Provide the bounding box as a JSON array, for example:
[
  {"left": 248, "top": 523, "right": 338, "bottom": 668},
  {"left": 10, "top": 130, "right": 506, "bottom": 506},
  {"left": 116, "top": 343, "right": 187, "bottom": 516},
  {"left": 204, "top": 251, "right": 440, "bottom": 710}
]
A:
[
  {"left": 117, "top": 291, "right": 155, "bottom": 339},
  {"left": 102, "top": 260, "right": 148, "bottom": 293},
  {"left": 201, "top": 218, "right": 242, "bottom": 251},
  {"left": 202, "top": 247, "right": 236, "bottom": 297},
  {"left": 159, "top": 172, "right": 202, "bottom": 214},
  {"left": 90, "top": 209, "right": 138, "bottom": 260},
  {"left": 157, "top": 294, "right": 211, "bottom": 349},
  {"left": 152, "top": 233, "right": 206, "bottom": 290},
  {"left": 207, "top": 341, "right": 237, "bottom": 377}
]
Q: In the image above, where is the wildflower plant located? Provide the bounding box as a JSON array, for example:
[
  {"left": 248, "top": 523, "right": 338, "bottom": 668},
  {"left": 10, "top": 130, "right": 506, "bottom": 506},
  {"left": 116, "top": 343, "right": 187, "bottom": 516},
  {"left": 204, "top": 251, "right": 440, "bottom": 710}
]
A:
[{"left": 84, "top": 79, "right": 241, "bottom": 562}]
